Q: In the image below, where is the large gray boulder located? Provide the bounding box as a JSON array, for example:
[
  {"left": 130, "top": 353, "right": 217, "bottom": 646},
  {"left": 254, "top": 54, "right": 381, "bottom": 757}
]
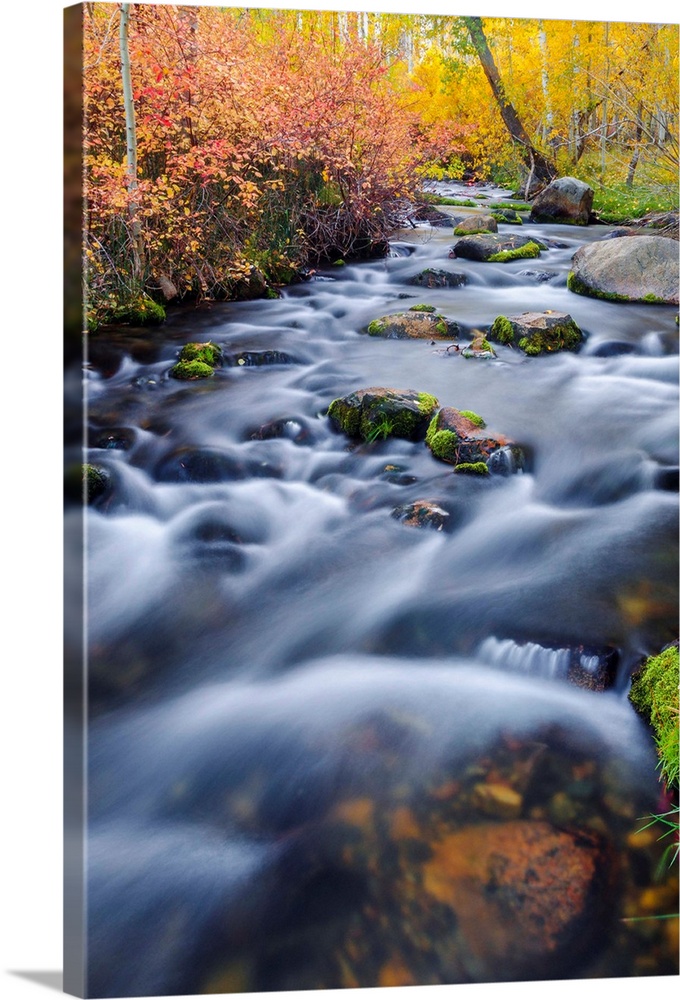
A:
[
  {"left": 530, "top": 177, "right": 594, "bottom": 226},
  {"left": 568, "top": 236, "right": 679, "bottom": 305}
]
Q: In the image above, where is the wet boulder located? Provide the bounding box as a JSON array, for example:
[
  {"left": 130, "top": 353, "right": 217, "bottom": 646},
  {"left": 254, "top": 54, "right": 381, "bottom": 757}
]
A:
[
  {"left": 491, "top": 207, "right": 523, "bottom": 225},
  {"left": 365, "top": 311, "right": 459, "bottom": 339},
  {"left": 409, "top": 268, "right": 467, "bottom": 289},
  {"left": 489, "top": 311, "right": 584, "bottom": 355},
  {"left": 450, "top": 233, "right": 545, "bottom": 262},
  {"left": 568, "top": 236, "right": 679, "bottom": 305},
  {"left": 529, "top": 176, "right": 594, "bottom": 226},
  {"left": 453, "top": 214, "right": 498, "bottom": 236},
  {"left": 65, "top": 463, "right": 111, "bottom": 505},
  {"left": 425, "top": 407, "right": 522, "bottom": 473},
  {"left": 328, "top": 387, "right": 439, "bottom": 442},
  {"left": 391, "top": 500, "right": 449, "bottom": 530}
]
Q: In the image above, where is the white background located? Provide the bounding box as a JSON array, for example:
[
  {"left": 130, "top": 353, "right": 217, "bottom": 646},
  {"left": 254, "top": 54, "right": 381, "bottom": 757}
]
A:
[{"left": 1, "top": 1, "right": 677, "bottom": 999}]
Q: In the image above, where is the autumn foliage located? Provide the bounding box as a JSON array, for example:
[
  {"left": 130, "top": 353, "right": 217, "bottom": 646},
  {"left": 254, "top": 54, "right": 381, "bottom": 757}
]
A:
[{"left": 82, "top": 5, "right": 678, "bottom": 328}]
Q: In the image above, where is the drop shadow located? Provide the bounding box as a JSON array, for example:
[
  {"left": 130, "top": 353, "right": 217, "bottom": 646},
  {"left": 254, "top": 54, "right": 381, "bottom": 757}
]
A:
[{"left": 9, "top": 972, "right": 63, "bottom": 992}]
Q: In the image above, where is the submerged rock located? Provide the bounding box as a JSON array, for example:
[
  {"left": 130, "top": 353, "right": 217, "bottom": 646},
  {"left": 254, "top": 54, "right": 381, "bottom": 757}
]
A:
[
  {"left": 224, "top": 350, "right": 301, "bottom": 367},
  {"left": 529, "top": 176, "right": 594, "bottom": 226},
  {"left": 328, "top": 387, "right": 439, "bottom": 442},
  {"left": 489, "top": 311, "right": 584, "bottom": 355},
  {"left": 450, "top": 233, "right": 545, "bottom": 262},
  {"left": 423, "top": 820, "right": 609, "bottom": 980},
  {"left": 391, "top": 500, "right": 449, "bottom": 530},
  {"left": 568, "top": 236, "right": 679, "bottom": 305},
  {"left": 425, "top": 408, "right": 522, "bottom": 473},
  {"left": 154, "top": 447, "right": 281, "bottom": 483},
  {"left": 365, "top": 311, "right": 459, "bottom": 339},
  {"left": 409, "top": 268, "right": 467, "bottom": 289}
]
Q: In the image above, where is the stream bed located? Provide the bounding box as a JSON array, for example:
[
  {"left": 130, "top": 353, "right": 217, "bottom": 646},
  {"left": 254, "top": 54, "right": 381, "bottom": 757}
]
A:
[{"left": 66, "top": 182, "right": 679, "bottom": 996}]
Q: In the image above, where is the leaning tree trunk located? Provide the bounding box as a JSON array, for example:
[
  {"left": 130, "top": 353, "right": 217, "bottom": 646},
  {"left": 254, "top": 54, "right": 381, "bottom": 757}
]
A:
[
  {"left": 462, "top": 16, "right": 557, "bottom": 194},
  {"left": 119, "top": 3, "right": 144, "bottom": 283}
]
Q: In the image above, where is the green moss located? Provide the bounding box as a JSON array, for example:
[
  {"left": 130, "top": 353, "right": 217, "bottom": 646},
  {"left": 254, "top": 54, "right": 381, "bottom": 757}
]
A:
[
  {"left": 425, "top": 415, "right": 458, "bottom": 462},
  {"left": 567, "top": 271, "right": 630, "bottom": 302},
  {"left": 424, "top": 195, "right": 477, "bottom": 207},
  {"left": 458, "top": 410, "right": 486, "bottom": 428},
  {"left": 265, "top": 288, "right": 281, "bottom": 299},
  {"left": 83, "top": 464, "right": 109, "bottom": 503},
  {"left": 111, "top": 295, "right": 166, "bottom": 326},
  {"left": 332, "top": 259, "right": 346, "bottom": 267},
  {"left": 629, "top": 644, "right": 679, "bottom": 788},
  {"left": 409, "top": 304, "right": 436, "bottom": 312},
  {"left": 495, "top": 201, "right": 531, "bottom": 211},
  {"left": 488, "top": 241, "right": 541, "bottom": 263},
  {"left": 367, "top": 319, "right": 387, "bottom": 336},
  {"left": 642, "top": 293, "right": 666, "bottom": 304},
  {"left": 417, "top": 392, "right": 439, "bottom": 414},
  {"left": 453, "top": 462, "right": 489, "bottom": 475},
  {"left": 490, "top": 315, "right": 515, "bottom": 344},
  {"left": 454, "top": 224, "right": 494, "bottom": 236},
  {"left": 328, "top": 398, "right": 361, "bottom": 437},
  {"left": 169, "top": 360, "right": 215, "bottom": 380},
  {"left": 517, "top": 320, "right": 582, "bottom": 355},
  {"left": 435, "top": 321, "right": 448, "bottom": 335},
  {"left": 178, "top": 341, "right": 222, "bottom": 367}
]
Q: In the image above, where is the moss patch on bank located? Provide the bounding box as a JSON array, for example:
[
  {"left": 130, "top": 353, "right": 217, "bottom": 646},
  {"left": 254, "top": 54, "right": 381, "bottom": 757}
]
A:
[{"left": 629, "top": 643, "right": 679, "bottom": 788}]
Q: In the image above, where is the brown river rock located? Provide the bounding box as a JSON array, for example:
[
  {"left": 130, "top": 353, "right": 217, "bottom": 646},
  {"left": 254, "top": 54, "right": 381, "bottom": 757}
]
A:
[{"left": 422, "top": 820, "right": 610, "bottom": 981}]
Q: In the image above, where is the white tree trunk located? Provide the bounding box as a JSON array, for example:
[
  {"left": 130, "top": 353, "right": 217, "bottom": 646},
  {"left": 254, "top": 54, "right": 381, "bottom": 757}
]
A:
[{"left": 119, "top": 3, "right": 143, "bottom": 281}]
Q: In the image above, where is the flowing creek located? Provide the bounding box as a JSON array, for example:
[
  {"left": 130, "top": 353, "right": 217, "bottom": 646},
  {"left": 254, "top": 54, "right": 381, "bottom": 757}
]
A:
[{"left": 66, "top": 182, "right": 679, "bottom": 995}]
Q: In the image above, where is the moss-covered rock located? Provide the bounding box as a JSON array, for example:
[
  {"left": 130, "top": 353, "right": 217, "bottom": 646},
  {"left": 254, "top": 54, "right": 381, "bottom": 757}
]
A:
[
  {"left": 629, "top": 643, "right": 679, "bottom": 788},
  {"left": 328, "top": 387, "right": 439, "bottom": 442},
  {"left": 489, "top": 311, "right": 583, "bottom": 355},
  {"left": 453, "top": 215, "right": 498, "bottom": 236},
  {"left": 426, "top": 408, "right": 521, "bottom": 472},
  {"left": 490, "top": 208, "right": 523, "bottom": 225},
  {"left": 488, "top": 242, "right": 541, "bottom": 263},
  {"left": 450, "top": 233, "right": 546, "bottom": 262},
  {"left": 568, "top": 236, "right": 679, "bottom": 305},
  {"left": 365, "top": 312, "right": 459, "bottom": 340},
  {"left": 408, "top": 304, "right": 437, "bottom": 313},
  {"left": 178, "top": 341, "right": 223, "bottom": 367},
  {"left": 460, "top": 332, "right": 497, "bottom": 360},
  {"left": 453, "top": 462, "right": 489, "bottom": 475},
  {"left": 169, "top": 360, "right": 215, "bottom": 380},
  {"left": 65, "top": 463, "right": 111, "bottom": 504},
  {"left": 109, "top": 295, "right": 166, "bottom": 326},
  {"left": 408, "top": 269, "right": 467, "bottom": 289}
]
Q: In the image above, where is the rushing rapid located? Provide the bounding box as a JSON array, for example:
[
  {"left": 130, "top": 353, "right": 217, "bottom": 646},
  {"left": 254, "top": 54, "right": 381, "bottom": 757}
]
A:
[{"left": 66, "top": 183, "right": 679, "bottom": 996}]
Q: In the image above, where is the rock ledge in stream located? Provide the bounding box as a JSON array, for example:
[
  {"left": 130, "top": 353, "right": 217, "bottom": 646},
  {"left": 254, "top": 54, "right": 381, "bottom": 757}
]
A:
[
  {"left": 328, "top": 388, "right": 439, "bottom": 442},
  {"left": 489, "top": 311, "right": 584, "bottom": 355},
  {"left": 169, "top": 341, "right": 222, "bottom": 379},
  {"left": 568, "top": 236, "right": 679, "bottom": 305},
  {"left": 365, "top": 311, "right": 458, "bottom": 339},
  {"left": 426, "top": 408, "right": 523, "bottom": 474},
  {"left": 450, "top": 233, "right": 545, "bottom": 262}
]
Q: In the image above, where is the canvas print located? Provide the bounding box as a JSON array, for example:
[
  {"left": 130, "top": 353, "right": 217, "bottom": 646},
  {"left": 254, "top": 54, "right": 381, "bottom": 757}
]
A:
[{"left": 64, "top": 2, "right": 679, "bottom": 997}]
